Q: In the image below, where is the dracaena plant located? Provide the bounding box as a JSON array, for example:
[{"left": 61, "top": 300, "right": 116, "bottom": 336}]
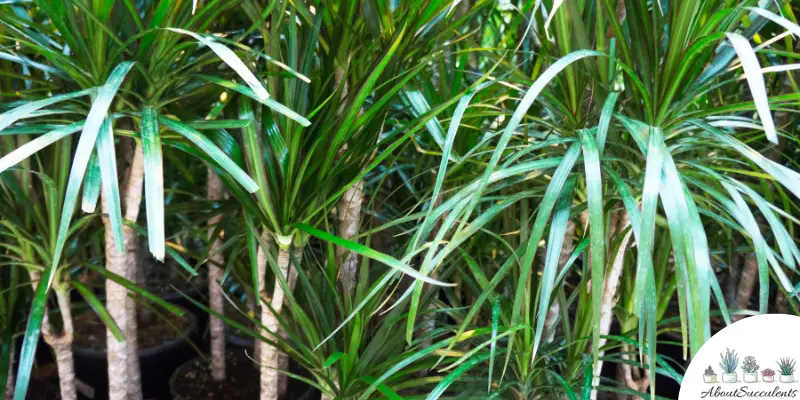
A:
[
  {"left": 447, "top": 1, "right": 800, "bottom": 397},
  {"left": 207, "top": 1, "right": 496, "bottom": 399},
  {"left": 305, "top": 0, "right": 800, "bottom": 397},
  {"left": 0, "top": 0, "right": 307, "bottom": 398}
]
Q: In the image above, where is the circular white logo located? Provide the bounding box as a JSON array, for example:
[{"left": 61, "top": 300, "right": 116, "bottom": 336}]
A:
[{"left": 679, "top": 314, "right": 800, "bottom": 399}]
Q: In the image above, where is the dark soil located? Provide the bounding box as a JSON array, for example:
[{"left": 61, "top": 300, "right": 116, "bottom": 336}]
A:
[
  {"left": 27, "top": 376, "right": 60, "bottom": 400},
  {"left": 73, "top": 306, "right": 194, "bottom": 350},
  {"left": 170, "top": 350, "right": 259, "bottom": 400},
  {"left": 224, "top": 301, "right": 257, "bottom": 347}
]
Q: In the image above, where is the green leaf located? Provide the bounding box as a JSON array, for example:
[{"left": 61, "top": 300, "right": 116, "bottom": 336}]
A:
[
  {"left": 0, "top": 89, "right": 93, "bottom": 132},
  {"left": 295, "top": 222, "right": 454, "bottom": 287},
  {"left": 488, "top": 297, "right": 499, "bottom": 393},
  {"left": 323, "top": 352, "right": 345, "bottom": 368},
  {"left": 596, "top": 92, "right": 619, "bottom": 154},
  {"left": 358, "top": 377, "right": 405, "bottom": 400},
  {"left": 81, "top": 151, "right": 101, "bottom": 212},
  {"left": 725, "top": 33, "right": 777, "bottom": 144},
  {"left": 579, "top": 129, "right": 605, "bottom": 360},
  {"left": 426, "top": 352, "right": 491, "bottom": 400},
  {"left": 531, "top": 176, "right": 575, "bottom": 361},
  {"left": 0, "top": 122, "right": 84, "bottom": 173},
  {"left": 141, "top": 106, "right": 165, "bottom": 260},
  {"left": 632, "top": 127, "right": 664, "bottom": 314},
  {"left": 95, "top": 116, "right": 124, "bottom": 252},
  {"left": 196, "top": 74, "right": 311, "bottom": 127},
  {"left": 167, "top": 28, "right": 270, "bottom": 100},
  {"left": 158, "top": 116, "right": 258, "bottom": 193}
]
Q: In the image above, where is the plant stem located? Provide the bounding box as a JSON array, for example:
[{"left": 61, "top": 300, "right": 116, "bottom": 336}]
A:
[
  {"left": 592, "top": 214, "right": 631, "bottom": 399},
  {"left": 103, "top": 143, "right": 144, "bottom": 400},
  {"left": 4, "top": 340, "right": 13, "bottom": 400},
  {"left": 49, "top": 287, "right": 76, "bottom": 400},
  {"left": 207, "top": 168, "right": 226, "bottom": 381},
  {"left": 734, "top": 254, "right": 758, "bottom": 321},
  {"left": 336, "top": 181, "right": 363, "bottom": 294},
  {"left": 277, "top": 246, "right": 302, "bottom": 396},
  {"left": 259, "top": 236, "right": 292, "bottom": 400},
  {"left": 29, "top": 274, "right": 76, "bottom": 400}
]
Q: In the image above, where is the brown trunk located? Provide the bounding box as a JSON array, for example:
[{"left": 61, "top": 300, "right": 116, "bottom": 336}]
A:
[
  {"left": 103, "top": 144, "right": 144, "bottom": 400},
  {"left": 4, "top": 341, "right": 13, "bottom": 400},
  {"left": 259, "top": 237, "right": 292, "bottom": 400},
  {"left": 734, "top": 254, "right": 758, "bottom": 321},
  {"left": 207, "top": 168, "right": 226, "bottom": 381},
  {"left": 592, "top": 214, "right": 631, "bottom": 399},
  {"left": 336, "top": 181, "right": 363, "bottom": 294}
]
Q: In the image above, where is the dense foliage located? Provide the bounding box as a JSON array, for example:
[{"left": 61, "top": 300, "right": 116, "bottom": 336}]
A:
[{"left": 1, "top": 0, "right": 799, "bottom": 399}]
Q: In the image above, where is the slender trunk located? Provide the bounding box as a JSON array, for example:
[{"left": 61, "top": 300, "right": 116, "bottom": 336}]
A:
[
  {"left": 278, "top": 246, "right": 303, "bottom": 397},
  {"left": 260, "top": 236, "right": 291, "bottom": 400},
  {"left": 734, "top": 254, "right": 758, "bottom": 321},
  {"left": 103, "top": 205, "right": 129, "bottom": 400},
  {"left": 126, "top": 242, "right": 142, "bottom": 400},
  {"left": 103, "top": 144, "right": 144, "bottom": 400},
  {"left": 336, "top": 181, "right": 363, "bottom": 294},
  {"left": 207, "top": 169, "right": 226, "bottom": 381},
  {"left": 614, "top": 351, "right": 651, "bottom": 400},
  {"left": 4, "top": 341, "right": 13, "bottom": 400},
  {"left": 36, "top": 283, "right": 76, "bottom": 400},
  {"left": 254, "top": 232, "right": 270, "bottom": 362},
  {"left": 591, "top": 215, "right": 632, "bottom": 400}
]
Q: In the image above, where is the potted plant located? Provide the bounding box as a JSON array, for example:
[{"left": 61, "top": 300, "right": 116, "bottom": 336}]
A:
[
  {"left": 704, "top": 366, "right": 718, "bottom": 383},
  {"left": 778, "top": 358, "right": 796, "bottom": 383},
  {"left": 743, "top": 356, "right": 759, "bottom": 383},
  {"left": 762, "top": 368, "right": 776, "bottom": 383},
  {"left": 720, "top": 349, "right": 739, "bottom": 383}
]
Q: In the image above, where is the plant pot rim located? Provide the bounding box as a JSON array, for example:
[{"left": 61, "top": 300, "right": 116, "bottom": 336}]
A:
[
  {"left": 226, "top": 333, "right": 255, "bottom": 349},
  {"left": 73, "top": 305, "right": 197, "bottom": 359}
]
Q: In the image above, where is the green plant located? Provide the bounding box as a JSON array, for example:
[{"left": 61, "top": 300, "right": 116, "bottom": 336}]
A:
[
  {"left": 778, "top": 358, "right": 796, "bottom": 376},
  {"left": 705, "top": 366, "right": 715, "bottom": 377},
  {"left": 2, "top": 1, "right": 800, "bottom": 400},
  {"left": 743, "top": 356, "right": 759, "bottom": 374},
  {"left": 720, "top": 349, "right": 739, "bottom": 374}
]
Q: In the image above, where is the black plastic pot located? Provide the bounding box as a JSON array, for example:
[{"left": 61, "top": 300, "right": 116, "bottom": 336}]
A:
[
  {"left": 226, "top": 332, "right": 254, "bottom": 349},
  {"left": 72, "top": 309, "right": 198, "bottom": 400},
  {"left": 169, "top": 350, "right": 319, "bottom": 400}
]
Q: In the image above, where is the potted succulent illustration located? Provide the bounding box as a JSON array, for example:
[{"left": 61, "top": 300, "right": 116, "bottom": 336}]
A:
[
  {"left": 778, "top": 358, "right": 796, "bottom": 383},
  {"left": 720, "top": 348, "right": 740, "bottom": 383},
  {"left": 743, "top": 356, "right": 759, "bottom": 383},
  {"left": 704, "top": 366, "right": 718, "bottom": 383},
  {"left": 762, "top": 368, "right": 776, "bottom": 383}
]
